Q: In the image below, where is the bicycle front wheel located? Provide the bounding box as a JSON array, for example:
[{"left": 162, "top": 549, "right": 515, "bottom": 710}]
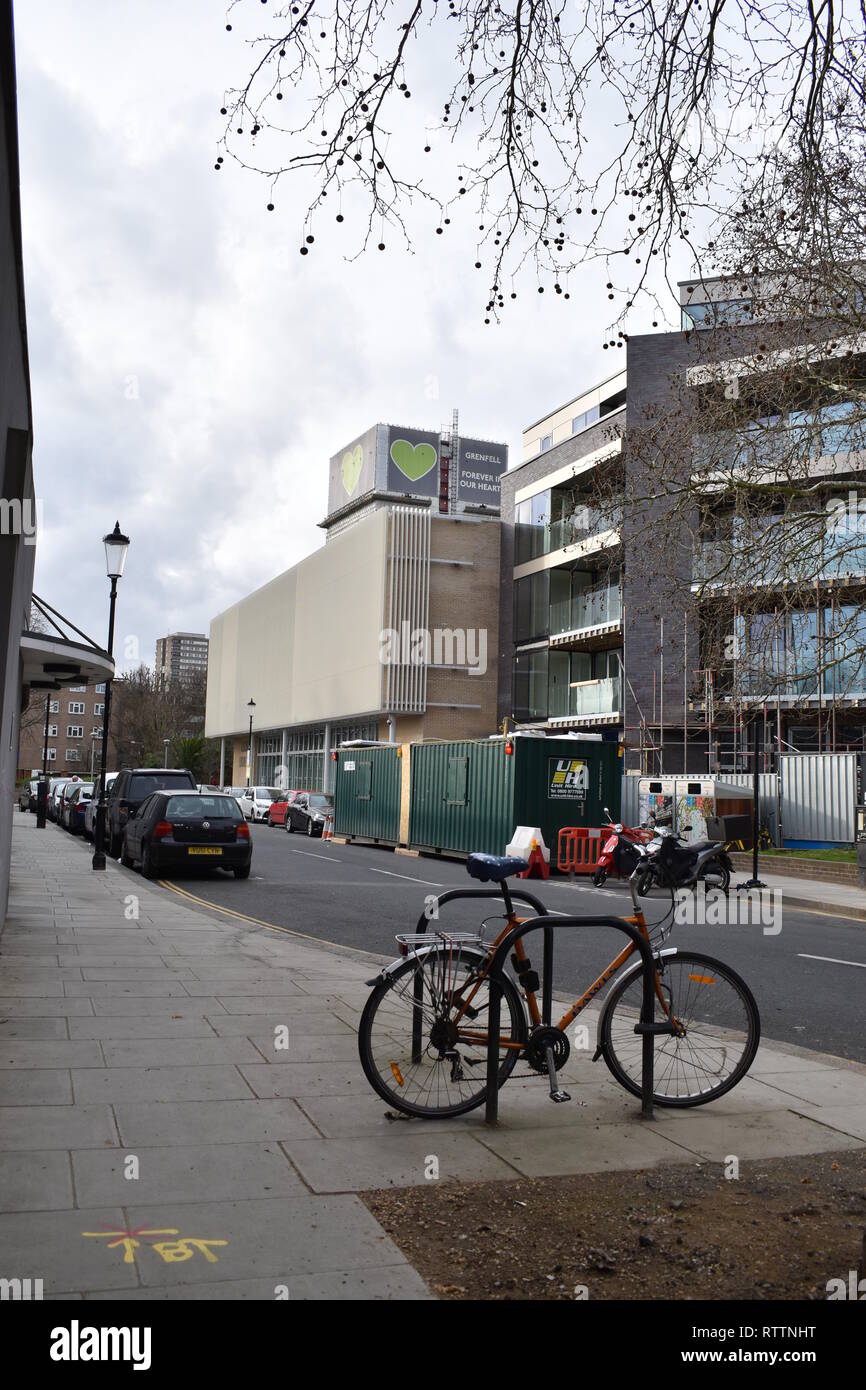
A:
[
  {"left": 358, "top": 946, "right": 527, "bottom": 1118},
  {"left": 599, "top": 950, "right": 760, "bottom": 1107}
]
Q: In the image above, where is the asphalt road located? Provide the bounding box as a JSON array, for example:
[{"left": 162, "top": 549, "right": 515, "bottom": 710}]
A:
[{"left": 127, "top": 821, "right": 866, "bottom": 1066}]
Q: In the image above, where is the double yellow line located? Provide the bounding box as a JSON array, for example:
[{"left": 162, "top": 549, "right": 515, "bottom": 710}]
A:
[{"left": 156, "top": 878, "right": 384, "bottom": 957}]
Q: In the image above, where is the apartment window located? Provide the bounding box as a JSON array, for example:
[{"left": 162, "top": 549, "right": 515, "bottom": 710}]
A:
[
  {"left": 572, "top": 405, "right": 600, "bottom": 434},
  {"left": 512, "top": 648, "right": 549, "bottom": 721},
  {"left": 48, "top": 724, "right": 57, "bottom": 738},
  {"left": 49, "top": 700, "right": 59, "bottom": 713},
  {"left": 681, "top": 298, "right": 752, "bottom": 331},
  {"left": 46, "top": 747, "right": 56, "bottom": 762},
  {"left": 68, "top": 702, "right": 85, "bottom": 714},
  {"left": 94, "top": 703, "right": 104, "bottom": 716},
  {"left": 94, "top": 683, "right": 106, "bottom": 694},
  {"left": 66, "top": 748, "right": 81, "bottom": 762},
  {"left": 515, "top": 498, "right": 532, "bottom": 565},
  {"left": 69, "top": 685, "right": 86, "bottom": 693},
  {"left": 513, "top": 572, "right": 550, "bottom": 644},
  {"left": 67, "top": 725, "right": 84, "bottom": 738},
  {"left": 91, "top": 727, "right": 103, "bottom": 738},
  {"left": 539, "top": 433, "right": 553, "bottom": 454}
]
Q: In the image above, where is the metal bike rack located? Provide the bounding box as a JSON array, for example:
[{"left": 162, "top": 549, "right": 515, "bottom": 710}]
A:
[
  {"left": 414, "top": 883, "right": 660, "bottom": 1126},
  {"left": 484, "top": 910, "right": 659, "bottom": 1125}
]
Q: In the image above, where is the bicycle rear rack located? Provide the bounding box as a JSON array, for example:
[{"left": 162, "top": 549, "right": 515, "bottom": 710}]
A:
[
  {"left": 414, "top": 882, "right": 659, "bottom": 1124},
  {"left": 395, "top": 931, "right": 487, "bottom": 956}
]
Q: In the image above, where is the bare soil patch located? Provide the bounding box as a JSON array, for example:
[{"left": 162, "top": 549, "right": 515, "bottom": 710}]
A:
[{"left": 363, "top": 1147, "right": 866, "bottom": 1300}]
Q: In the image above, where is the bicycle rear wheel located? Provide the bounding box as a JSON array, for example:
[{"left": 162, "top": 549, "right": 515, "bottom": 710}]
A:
[
  {"left": 358, "top": 945, "right": 527, "bottom": 1118},
  {"left": 599, "top": 949, "right": 760, "bottom": 1107}
]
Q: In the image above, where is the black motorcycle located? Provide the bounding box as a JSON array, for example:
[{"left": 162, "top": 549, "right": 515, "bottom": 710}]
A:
[{"left": 635, "top": 826, "right": 733, "bottom": 896}]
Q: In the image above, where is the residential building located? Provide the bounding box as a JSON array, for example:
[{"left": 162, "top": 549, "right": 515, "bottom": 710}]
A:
[
  {"left": 500, "top": 273, "right": 866, "bottom": 773},
  {"left": 206, "top": 419, "right": 507, "bottom": 789},
  {"left": 155, "top": 632, "right": 209, "bottom": 689},
  {"left": 498, "top": 370, "right": 626, "bottom": 738},
  {"left": 16, "top": 682, "right": 108, "bottom": 778}
]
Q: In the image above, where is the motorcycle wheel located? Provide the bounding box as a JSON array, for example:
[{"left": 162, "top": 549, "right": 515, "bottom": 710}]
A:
[
  {"left": 698, "top": 862, "right": 731, "bottom": 893},
  {"left": 592, "top": 868, "right": 607, "bottom": 888},
  {"left": 635, "top": 868, "right": 655, "bottom": 897}
]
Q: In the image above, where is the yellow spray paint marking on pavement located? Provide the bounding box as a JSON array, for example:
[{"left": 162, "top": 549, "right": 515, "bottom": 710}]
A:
[{"left": 82, "top": 1225, "right": 227, "bottom": 1266}]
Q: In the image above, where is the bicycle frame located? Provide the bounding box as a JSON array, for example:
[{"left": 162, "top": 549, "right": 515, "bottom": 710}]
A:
[{"left": 412, "top": 876, "right": 680, "bottom": 1056}]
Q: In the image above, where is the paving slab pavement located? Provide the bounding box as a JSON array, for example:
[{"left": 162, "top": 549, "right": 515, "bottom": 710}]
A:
[{"left": 1, "top": 815, "right": 865, "bottom": 1301}]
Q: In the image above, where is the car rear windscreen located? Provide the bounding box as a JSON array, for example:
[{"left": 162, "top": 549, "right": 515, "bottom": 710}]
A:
[
  {"left": 129, "top": 772, "right": 195, "bottom": 799},
  {"left": 165, "top": 795, "right": 242, "bottom": 820}
]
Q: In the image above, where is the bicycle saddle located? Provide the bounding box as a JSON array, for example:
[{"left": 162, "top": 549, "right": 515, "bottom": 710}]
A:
[{"left": 466, "top": 852, "right": 529, "bottom": 882}]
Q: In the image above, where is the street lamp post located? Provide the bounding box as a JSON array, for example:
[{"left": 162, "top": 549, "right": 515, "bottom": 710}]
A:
[
  {"left": 92, "top": 522, "right": 130, "bottom": 870},
  {"left": 247, "top": 698, "right": 255, "bottom": 788},
  {"left": 36, "top": 693, "right": 51, "bottom": 828},
  {"left": 163, "top": 737, "right": 170, "bottom": 768}
]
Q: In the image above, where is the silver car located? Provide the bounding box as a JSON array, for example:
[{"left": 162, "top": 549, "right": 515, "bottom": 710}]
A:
[{"left": 83, "top": 771, "right": 119, "bottom": 842}]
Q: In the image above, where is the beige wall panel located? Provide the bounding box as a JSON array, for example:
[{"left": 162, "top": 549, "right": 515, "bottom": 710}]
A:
[
  {"left": 206, "top": 510, "right": 388, "bottom": 738},
  {"left": 291, "top": 509, "right": 387, "bottom": 725}
]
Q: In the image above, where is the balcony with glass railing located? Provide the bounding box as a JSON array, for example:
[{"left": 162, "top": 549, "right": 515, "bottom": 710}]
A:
[
  {"left": 549, "top": 583, "right": 623, "bottom": 641},
  {"left": 516, "top": 501, "right": 623, "bottom": 566},
  {"left": 693, "top": 523, "right": 866, "bottom": 589},
  {"left": 548, "top": 675, "right": 622, "bottom": 722}
]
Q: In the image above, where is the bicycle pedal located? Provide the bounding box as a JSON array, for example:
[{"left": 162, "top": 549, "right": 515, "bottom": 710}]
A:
[{"left": 549, "top": 1089, "right": 572, "bottom": 1103}]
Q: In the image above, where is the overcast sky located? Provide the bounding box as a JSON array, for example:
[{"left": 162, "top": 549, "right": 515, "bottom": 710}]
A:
[{"left": 15, "top": 1, "right": 680, "bottom": 677}]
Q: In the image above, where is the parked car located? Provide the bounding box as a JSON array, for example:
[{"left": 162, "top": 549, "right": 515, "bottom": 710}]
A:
[
  {"left": 120, "top": 790, "right": 252, "bottom": 880},
  {"left": 106, "top": 768, "right": 197, "bottom": 858},
  {"left": 18, "top": 779, "right": 38, "bottom": 812},
  {"left": 47, "top": 779, "right": 70, "bottom": 822},
  {"left": 83, "top": 771, "right": 119, "bottom": 842},
  {"left": 55, "top": 777, "right": 84, "bottom": 825},
  {"left": 286, "top": 791, "right": 334, "bottom": 837},
  {"left": 238, "top": 786, "right": 282, "bottom": 822},
  {"left": 267, "top": 790, "right": 304, "bottom": 827},
  {"left": 63, "top": 782, "right": 94, "bottom": 835}
]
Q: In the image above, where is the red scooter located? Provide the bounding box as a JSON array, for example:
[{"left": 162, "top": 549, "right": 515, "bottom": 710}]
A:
[{"left": 592, "top": 808, "right": 656, "bottom": 888}]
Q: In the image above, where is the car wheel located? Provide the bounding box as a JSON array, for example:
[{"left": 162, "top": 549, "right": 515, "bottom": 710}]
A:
[
  {"left": 108, "top": 830, "right": 122, "bottom": 859},
  {"left": 306, "top": 819, "right": 314, "bottom": 837},
  {"left": 120, "top": 841, "right": 135, "bottom": 868},
  {"left": 234, "top": 864, "right": 251, "bottom": 880},
  {"left": 141, "top": 844, "right": 158, "bottom": 880},
  {"left": 286, "top": 817, "right": 294, "bottom": 833}
]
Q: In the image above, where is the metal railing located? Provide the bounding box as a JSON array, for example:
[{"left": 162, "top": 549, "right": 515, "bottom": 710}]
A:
[{"left": 413, "top": 883, "right": 659, "bottom": 1124}]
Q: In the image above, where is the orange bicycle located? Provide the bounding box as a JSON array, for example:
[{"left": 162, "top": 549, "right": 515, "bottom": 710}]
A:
[{"left": 359, "top": 852, "right": 760, "bottom": 1118}]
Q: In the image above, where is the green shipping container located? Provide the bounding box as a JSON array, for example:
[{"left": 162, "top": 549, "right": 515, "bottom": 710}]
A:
[
  {"left": 408, "top": 735, "right": 621, "bottom": 860},
  {"left": 333, "top": 744, "right": 402, "bottom": 843}
]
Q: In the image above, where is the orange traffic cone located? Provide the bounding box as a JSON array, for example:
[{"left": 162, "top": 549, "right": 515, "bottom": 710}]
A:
[{"left": 519, "top": 838, "right": 550, "bottom": 880}]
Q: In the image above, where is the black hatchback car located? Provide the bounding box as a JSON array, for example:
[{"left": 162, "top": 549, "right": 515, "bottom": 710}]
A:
[
  {"left": 120, "top": 791, "right": 252, "bottom": 880},
  {"left": 106, "top": 768, "right": 197, "bottom": 858}
]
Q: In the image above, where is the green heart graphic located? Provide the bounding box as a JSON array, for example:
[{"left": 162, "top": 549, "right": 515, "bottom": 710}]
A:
[
  {"left": 390, "top": 438, "right": 438, "bottom": 483},
  {"left": 342, "top": 444, "right": 363, "bottom": 495}
]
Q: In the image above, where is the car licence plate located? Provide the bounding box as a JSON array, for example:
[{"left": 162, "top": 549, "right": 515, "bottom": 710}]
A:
[{"left": 188, "top": 847, "right": 222, "bottom": 856}]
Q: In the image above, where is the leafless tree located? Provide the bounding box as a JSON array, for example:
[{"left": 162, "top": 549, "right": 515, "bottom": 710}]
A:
[{"left": 217, "top": 0, "right": 864, "bottom": 323}]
